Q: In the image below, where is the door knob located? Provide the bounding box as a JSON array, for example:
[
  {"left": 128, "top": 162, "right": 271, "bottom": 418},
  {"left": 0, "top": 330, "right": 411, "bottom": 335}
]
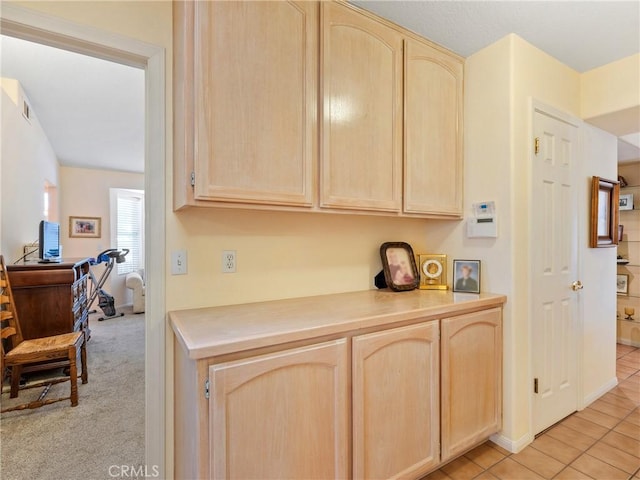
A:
[{"left": 571, "top": 281, "right": 583, "bottom": 291}]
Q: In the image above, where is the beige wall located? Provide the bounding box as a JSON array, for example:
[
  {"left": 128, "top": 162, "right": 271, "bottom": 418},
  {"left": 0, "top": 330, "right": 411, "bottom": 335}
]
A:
[
  {"left": 60, "top": 166, "right": 144, "bottom": 308},
  {"left": 1, "top": 78, "right": 60, "bottom": 262},
  {"left": 168, "top": 210, "right": 432, "bottom": 309},
  {"left": 13, "top": 1, "right": 171, "bottom": 48},
  {"left": 619, "top": 162, "right": 640, "bottom": 186},
  {"left": 581, "top": 53, "right": 640, "bottom": 121}
]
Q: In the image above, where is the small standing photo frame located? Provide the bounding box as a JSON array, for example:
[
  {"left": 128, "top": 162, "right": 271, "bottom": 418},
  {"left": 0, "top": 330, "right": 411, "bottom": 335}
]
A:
[
  {"left": 452, "top": 260, "right": 481, "bottom": 294},
  {"left": 380, "top": 242, "right": 419, "bottom": 292},
  {"left": 418, "top": 254, "right": 448, "bottom": 290}
]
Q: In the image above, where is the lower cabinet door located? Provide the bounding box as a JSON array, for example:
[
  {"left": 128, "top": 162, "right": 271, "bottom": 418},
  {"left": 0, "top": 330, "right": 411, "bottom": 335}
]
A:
[
  {"left": 441, "top": 308, "right": 502, "bottom": 462},
  {"left": 210, "top": 339, "right": 349, "bottom": 479},
  {"left": 352, "top": 321, "right": 440, "bottom": 479}
]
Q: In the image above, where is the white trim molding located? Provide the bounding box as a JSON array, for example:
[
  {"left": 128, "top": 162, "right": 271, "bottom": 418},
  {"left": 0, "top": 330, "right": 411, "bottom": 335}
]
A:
[
  {"left": 490, "top": 431, "right": 534, "bottom": 454},
  {"left": 582, "top": 376, "right": 619, "bottom": 408}
]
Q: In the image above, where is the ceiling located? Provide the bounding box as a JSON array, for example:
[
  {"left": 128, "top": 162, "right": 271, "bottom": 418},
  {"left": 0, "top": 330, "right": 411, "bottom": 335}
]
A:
[
  {"left": 1, "top": 1, "right": 639, "bottom": 173},
  {"left": 0, "top": 34, "right": 145, "bottom": 173}
]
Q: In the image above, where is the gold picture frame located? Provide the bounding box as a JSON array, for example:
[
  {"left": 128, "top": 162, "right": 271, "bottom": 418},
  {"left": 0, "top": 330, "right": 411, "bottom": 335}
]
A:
[
  {"left": 590, "top": 176, "right": 619, "bottom": 248},
  {"left": 69, "top": 216, "right": 101, "bottom": 238},
  {"left": 418, "top": 254, "right": 448, "bottom": 290}
]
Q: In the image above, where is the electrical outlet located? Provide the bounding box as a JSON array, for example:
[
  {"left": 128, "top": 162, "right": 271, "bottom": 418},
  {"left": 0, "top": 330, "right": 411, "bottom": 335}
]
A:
[
  {"left": 171, "top": 250, "right": 187, "bottom": 275},
  {"left": 222, "top": 250, "right": 236, "bottom": 273}
]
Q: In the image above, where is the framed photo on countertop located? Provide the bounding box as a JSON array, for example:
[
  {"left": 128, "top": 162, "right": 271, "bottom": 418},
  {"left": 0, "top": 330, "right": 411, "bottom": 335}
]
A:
[
  {"left": 452, "top": 260, "right": 481, "bottom": 294},
  {"left": 380, "top": 242, "right": 419, "bottom": 292}
]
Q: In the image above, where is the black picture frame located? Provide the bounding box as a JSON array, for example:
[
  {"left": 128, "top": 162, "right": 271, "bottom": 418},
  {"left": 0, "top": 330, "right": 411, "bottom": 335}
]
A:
[
  {"left": 379, "top": 242, "right": 419, "bottom": 292},
  {"left": 452, "top": 260, "right": 481, "bottom": 294}
]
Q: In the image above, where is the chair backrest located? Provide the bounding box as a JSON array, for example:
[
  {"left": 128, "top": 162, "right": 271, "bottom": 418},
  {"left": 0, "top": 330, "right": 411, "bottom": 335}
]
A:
[{"left": 0, "top": 255, "right": 24, "bottom": 362}]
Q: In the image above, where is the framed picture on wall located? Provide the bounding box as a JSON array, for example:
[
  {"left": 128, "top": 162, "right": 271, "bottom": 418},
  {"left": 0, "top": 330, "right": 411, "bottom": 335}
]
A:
[
  {"left": 619, "top": 193, "right": 634, "bottom": 211},
  {"left": 590, "top": 176, "right": 620, "bottom": 248},
  {"left": 69, "top": 216, "right": 101, "bottom": 238},
  {"left": 617, "top": 274, "right": 629, "bottom": 295}
]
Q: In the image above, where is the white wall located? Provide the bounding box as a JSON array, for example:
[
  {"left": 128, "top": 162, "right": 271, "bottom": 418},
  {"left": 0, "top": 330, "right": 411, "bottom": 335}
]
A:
[
  {"left": 1, "top": 78, "right": 60, "bottom": 262},
  {"left": 581, "top": 125, "right": 618, "bottom": 403}
]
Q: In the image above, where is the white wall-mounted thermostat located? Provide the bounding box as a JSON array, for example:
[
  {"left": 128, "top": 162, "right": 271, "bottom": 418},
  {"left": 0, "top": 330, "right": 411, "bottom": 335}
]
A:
[{"left": 467, "top": 201, "right": 498, "bottom": 238}]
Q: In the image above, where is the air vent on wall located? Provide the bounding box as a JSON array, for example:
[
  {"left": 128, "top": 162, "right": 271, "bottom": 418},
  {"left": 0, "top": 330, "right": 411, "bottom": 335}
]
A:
[{"left": 22, "top": 99, "right": 31, "bottom": 123}]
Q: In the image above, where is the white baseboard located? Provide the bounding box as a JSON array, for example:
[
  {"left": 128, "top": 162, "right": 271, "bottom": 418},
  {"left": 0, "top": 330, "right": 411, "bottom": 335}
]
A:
[
  {"left": 489, "top": 431, "right": 533, "bottom": 454},
  {"left": 617, "top": 338, "right": 640, "bottom": 348},
  {"left": 582, "top": 376, "right": 619, "bottom": 407}
]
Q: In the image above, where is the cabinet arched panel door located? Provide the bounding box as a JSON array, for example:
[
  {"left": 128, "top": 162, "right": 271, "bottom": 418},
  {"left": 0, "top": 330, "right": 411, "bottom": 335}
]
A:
[
  {"left": 210, "top": 339, "right": 349, "bottom": 479},
  {"left": 193, "top": 1, "right": 317, "bottom": 207},
  {"left": 441, "top": 308, "right": 502, "bottom": 462},
  {"left": 353, "top": 321, "right": 440, "bottom": 479},
  {"left": 321, "top": 2, "right": 403, "bottom": 212},
  {"left": 404, "top": 38, "right": 463, "bottom": 216}
]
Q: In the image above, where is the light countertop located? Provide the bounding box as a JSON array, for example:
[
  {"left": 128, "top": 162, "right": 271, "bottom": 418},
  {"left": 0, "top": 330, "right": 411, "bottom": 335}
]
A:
[{"left": 170, "top": 288, "right": 507, "bottom": 360}]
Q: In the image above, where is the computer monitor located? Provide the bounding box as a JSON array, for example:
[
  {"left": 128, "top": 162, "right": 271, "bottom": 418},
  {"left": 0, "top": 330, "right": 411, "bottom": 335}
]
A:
[{"left": 38, "top": 220, "right": 61, "bottom": 261}]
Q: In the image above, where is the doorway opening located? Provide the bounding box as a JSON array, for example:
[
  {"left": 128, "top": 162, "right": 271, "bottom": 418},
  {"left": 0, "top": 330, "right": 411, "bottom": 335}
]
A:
[{"left": 0, "top": 4, "right": 165, "bottom": 475}]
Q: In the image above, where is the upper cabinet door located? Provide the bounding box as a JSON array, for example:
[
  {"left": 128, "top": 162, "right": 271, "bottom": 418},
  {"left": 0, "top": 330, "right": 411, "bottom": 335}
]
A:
[
  {"left": 404, "top": 38, "right": 463, "bottom": 216},
  {"left": 191, "top": 1, "right": 317, "bottom": 206},
  {"left": 321, "top": 2, "right": 403, "bottom": 212}
]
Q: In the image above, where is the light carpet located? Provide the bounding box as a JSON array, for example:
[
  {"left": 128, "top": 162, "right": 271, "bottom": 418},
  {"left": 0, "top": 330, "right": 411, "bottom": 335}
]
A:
[{"left": 0, "top": 309, "right": 145, "bottom": 480}]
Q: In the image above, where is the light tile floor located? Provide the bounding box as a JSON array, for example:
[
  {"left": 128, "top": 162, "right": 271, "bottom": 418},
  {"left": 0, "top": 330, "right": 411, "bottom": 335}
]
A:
[{"left": 423, "top": 344, "right": 640, "bottom": 480}]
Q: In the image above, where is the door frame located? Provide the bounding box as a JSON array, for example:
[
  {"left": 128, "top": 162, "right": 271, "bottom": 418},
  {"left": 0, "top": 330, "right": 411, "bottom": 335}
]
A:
[
  {"left": 528, "top": 99, "right": 584, "bottom": 436},
  {"left": 0, "top": 4, "right": 167, "bottom": 475}
]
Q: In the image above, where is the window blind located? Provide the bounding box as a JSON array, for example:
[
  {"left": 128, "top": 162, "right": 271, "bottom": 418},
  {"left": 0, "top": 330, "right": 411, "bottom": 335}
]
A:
[{"left": 115, "top": 190, "right": 144, "bottom": 275}]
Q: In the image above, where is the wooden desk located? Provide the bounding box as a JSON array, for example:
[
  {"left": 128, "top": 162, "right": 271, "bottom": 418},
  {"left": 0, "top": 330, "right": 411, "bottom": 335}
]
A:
[{"left": 7, "top": 258, "right": 91, "bottom": 340}]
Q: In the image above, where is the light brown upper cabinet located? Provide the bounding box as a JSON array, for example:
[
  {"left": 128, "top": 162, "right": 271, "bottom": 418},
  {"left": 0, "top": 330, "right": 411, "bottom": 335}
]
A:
[
  {"left": 174, "top": 1, "right": 463, "bottom": 218},
  {"left": 174, "top": 1, "right": 318, "bottom": 209},
  {"left": 320, "top": 2, "right": 403, "bottom": 212},
  {"left": 404, "top": 38, "right": 464, "bottom": 216}
]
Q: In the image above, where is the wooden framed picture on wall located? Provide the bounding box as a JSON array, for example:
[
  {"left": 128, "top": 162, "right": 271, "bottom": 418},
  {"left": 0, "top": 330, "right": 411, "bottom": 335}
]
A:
[
  {"left": 590, "top": 176, "right": 619, "bottom": 248},
  {"left": 69, "top": 216, "right": 101, "bottom": 238}
]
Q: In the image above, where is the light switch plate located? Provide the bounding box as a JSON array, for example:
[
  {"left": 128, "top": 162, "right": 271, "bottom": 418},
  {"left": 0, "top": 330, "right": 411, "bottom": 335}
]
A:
[{"left": 171, "top": 250, "right": 187, "bottom": 275}]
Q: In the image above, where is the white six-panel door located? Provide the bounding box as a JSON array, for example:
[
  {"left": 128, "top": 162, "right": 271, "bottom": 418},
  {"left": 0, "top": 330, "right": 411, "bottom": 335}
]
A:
[{"left": 532, "top": 109, "right": 581, "bottom": 434}]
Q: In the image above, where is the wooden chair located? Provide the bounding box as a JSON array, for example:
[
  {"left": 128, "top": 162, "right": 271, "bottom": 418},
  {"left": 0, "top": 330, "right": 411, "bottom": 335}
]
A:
[{"left": 1, "top": 255, "right": 87, "bottom": 412}]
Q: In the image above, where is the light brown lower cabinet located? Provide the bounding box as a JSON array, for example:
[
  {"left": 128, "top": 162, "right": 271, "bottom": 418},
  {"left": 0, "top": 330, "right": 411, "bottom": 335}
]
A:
[
  {"left": 210, "top": 339, "right": 349, "bottom": 479},
  {"left": 173, "top": 303, "right": 503, "bottom": 479},
  {"left": 441, "top": 308, "right": 503, "bottom": 462},
  {"left": 353, "top": 321, "right": 440, "bottom": 479}
]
